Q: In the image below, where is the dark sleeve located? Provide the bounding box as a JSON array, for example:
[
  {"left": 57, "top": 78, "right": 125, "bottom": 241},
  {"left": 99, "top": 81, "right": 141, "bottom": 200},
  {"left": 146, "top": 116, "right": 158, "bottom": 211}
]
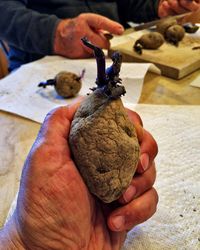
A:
[
  {"left": 117, "top": 0, "right": 160, "bottom": 26},
  {"left": 0, "top": 0, "right": 61, "bottom": 55}
]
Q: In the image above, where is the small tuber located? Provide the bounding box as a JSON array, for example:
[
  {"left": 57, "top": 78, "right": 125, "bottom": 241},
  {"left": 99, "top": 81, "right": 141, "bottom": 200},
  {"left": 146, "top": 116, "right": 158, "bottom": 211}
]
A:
[
  {"left": 38, "top": 70, "right": 84, "bottom": 98},
  {"left": 164, "top": 24, "right": 185, "bottom": 46},
  {"left": 156, "top": 19, "right": 185, "bottom": 46},
  {"left": 134, "top": 32, "right": 164, "bottom": 54},
  {"left": 69, "top": 37, "right": 140, "bottom": 203}
]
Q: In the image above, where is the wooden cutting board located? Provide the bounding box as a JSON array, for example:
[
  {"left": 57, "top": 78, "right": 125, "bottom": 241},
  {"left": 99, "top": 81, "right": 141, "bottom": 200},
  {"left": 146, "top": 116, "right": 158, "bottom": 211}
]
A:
[{"left": 109, "top": 32, "right": 200, "bottom": 79}]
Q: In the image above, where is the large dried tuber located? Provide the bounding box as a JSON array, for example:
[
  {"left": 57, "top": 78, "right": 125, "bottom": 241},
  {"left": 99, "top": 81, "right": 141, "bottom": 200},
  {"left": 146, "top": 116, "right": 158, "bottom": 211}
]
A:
[{"left": 69, "top": 38, "right": 140, "bottom": 203}]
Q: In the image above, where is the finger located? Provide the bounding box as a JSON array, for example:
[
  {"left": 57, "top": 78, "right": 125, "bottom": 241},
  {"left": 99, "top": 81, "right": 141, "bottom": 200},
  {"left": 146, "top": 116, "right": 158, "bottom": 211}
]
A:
[
  {"left": 110, "top": 231, "right": 127, "bottom": 250},
  {"left": 126, "top": 109, "right": 144, "bottom": 143},
  {"left": 180, "top": 0, "right": 200, "bottom": 11},
  {"left": 119, "top": 162, "right": 156, "bottom": 204},
  {"left": 126, "top": 108, "right": 158, "bottom": 173},
  {"left": 24, "top": 100, "right": 82, "bottom": 179},
  {"left": 126, "top": 108, "right": 143, "bottom": 127},
  {"left": 81, "top": 26, "right": 111, "bottom": 53},
  {"left": 137, "top": 129, "right": 158, "bottom": 173},
  {"left": 74, "top": 18, "right": 111, "bottom": 55},
  {"left": 181, "top": 6, "right": 200, "bottom": 23},
  {"left": 82, "top": 13, "right": 124, "bottom": 35},
  {"left": 166, "top": 0, "right": 188, "bottom": 13},
  {"left": 108, "top": 188, "right": 158, "bottom": 232},
  {"left": 159, "top": 1, "right": 177, "bottom": 16},
  {"left": 38, "top": 99, "right": 82, "bottom": 143}
]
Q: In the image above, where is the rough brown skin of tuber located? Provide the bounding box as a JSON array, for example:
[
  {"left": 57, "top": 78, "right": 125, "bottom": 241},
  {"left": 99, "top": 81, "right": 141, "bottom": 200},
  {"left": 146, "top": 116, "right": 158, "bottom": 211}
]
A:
[
  {"left": 54, "top": 71, "right": 82, "bottom": 97},
  {"left": 165, "top": 25, "right": 185, "bottom": 46},
  {"left": 38, "top": 71, "right": 84, "bottom": 98},
  {"left": 156, "top": 19, "right": 185, "bottom": 46},
  {"left": 134, "top": 32, "right": 164, "bottom": 54},
  {"left": 156, "top": 19, "right": 177, "bottom": 35},
  {"left": 69, "top": 38, "right": 140, "bottom": 203}
]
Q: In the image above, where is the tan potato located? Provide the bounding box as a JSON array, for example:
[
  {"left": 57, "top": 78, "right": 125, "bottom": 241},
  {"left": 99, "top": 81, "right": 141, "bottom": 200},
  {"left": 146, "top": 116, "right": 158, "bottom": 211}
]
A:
[
  {"left": 55, "top": 71, "right": 82, "bottom": 98},
  {"left": 134, "top": 32, "right": 164, "bottom": 54},
  {"left": 156, "top": 19, "right": 177, "bottom": 35},
  {"left": 165, "top": 24, "right": 185, "bottom": 45},
  {"left": 156, "top": 19, "right": 185, "bottom": 46},
  {"left": 69, "top": 89, "right": 140, "bottom": 203},
  {"left": 38, "top": 71, "right": 83, "bottom": 98}
]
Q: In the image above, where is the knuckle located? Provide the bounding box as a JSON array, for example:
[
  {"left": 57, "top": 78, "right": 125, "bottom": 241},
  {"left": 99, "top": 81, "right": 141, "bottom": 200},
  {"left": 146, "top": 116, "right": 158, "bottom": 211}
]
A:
[
  {"left": 134, "top": 112, "right": 143, "bottom": 126},
  {"left": 152, "top": 187, "right": 159, "bottom": 205},
  {"left": 77, "top": 13, "right": 86, "bottom": 21},
  {"left": 123, "top": 188, "right": 159, "bottom": 230},
  {"left": 134, "top": 162, "right": 157, "bottom": 196},
  {"left": 146, "top": 129, "right": 158, "bottom": 157}
]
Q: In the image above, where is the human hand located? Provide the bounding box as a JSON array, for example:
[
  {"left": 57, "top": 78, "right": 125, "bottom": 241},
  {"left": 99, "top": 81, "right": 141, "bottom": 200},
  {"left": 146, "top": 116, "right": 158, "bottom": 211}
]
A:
[
  {"left": 158, "top": 0, "right": 200, "bottom": 17},
  {"left": 108, "top": 108, "right": 158, "bottom": 232},
  {"left": 1, "top": 101, "right": 158, "bottom": 250},
  {"left": 53, "top": 13, "right": 124, "bottom": 59}
]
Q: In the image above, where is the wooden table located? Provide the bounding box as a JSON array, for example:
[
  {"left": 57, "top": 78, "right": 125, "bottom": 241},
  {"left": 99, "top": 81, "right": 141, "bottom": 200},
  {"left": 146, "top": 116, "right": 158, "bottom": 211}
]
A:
[{"left": 140, "top": 69, "right": 200, "bottom": 105}]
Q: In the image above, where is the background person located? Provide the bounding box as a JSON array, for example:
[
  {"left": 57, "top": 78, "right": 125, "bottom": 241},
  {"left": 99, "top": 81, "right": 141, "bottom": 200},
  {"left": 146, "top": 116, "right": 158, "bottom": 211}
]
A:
[{"left": 0, "top": 0, "right": 199, "bottom": 71}]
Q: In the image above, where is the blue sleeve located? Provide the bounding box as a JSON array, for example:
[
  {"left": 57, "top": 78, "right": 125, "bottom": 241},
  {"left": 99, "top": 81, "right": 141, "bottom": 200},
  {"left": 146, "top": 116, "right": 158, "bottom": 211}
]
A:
[{"left": 0, "top": 0, "right": 61, "bottom": 55}]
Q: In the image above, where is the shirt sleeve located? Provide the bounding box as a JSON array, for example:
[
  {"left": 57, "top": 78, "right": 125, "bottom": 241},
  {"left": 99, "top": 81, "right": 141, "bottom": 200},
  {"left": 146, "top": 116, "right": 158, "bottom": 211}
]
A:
[
  {"left": 0, "top": 0, "right": 61, "bottom": 55},
  {"left": 117, "top": 0, "right": 160, "bottom": 26}
]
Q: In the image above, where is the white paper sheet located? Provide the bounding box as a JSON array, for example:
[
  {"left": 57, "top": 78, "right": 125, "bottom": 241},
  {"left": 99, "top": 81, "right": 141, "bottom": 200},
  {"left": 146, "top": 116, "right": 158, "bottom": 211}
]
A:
[{"left": 0, "top": 56, "right": 154, "bottom": 123}]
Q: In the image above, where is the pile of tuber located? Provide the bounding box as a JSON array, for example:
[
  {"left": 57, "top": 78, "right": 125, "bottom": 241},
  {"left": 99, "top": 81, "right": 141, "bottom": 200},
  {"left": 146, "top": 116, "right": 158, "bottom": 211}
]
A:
[
  {"left": 69, "top": 37, "right": 140, "bottom": 203},
  {"left": 38, "top": 70, "right": 85, "bottom": 98},
  {"left": 156, "top": 19, "right": 185, "bottom": 46}
]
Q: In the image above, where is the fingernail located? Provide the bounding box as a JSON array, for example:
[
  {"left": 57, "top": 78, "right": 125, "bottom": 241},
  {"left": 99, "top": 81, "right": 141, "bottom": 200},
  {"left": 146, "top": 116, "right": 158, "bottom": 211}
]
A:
[
  {"left": 112, "top": 216, "right": 125, "bottom": 230},
  {"left": 140, "top": 153, "right": 149, "bottom": 171},
  {"left": 117, "top": 26, "right": 124, "bottom": 35},
  {"left": 123, "top": 185, "right": 136, "bottom": 203}
]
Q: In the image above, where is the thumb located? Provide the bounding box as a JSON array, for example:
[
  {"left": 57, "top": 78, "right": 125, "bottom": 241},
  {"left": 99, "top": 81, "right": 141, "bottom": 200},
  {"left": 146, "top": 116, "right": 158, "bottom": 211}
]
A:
[
  {"left": 38, "top": 99, "right": 82, "bottom": 144},
  {"left": 20, "top": 100, "right": 82, "bottom": 184}
]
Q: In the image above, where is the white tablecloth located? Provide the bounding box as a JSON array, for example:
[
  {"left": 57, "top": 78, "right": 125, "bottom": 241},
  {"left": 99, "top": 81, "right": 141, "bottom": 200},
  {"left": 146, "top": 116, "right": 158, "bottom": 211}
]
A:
[{"left": 4, "top": 104, "right": 200, "bottom": 250}]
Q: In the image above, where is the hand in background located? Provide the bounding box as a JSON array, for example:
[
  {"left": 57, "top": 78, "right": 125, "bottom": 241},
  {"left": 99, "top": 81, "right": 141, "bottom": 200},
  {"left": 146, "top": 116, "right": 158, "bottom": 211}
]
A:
[
  {"left": 158, "top": 0, "right": 200, "bottom": 17},
  {"left": 53, "top": 13, "right": 124, "bottom": 59},
  {"left": 0, "top": 101, "right": 158, "bottom": 250}
]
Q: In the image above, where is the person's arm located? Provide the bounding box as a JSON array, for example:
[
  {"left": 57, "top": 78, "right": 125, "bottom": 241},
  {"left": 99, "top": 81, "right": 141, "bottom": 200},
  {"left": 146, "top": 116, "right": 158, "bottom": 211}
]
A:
[
  {"left": 0, "top": 0, "right": 60, "bottom": 55},
  {"left": 0, "top": 1, "right": 124, "bottom": 60}
]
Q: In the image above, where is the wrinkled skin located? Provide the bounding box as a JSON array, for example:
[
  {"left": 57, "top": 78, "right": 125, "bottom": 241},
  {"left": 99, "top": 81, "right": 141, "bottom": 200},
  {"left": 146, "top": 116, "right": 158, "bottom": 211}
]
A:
[
  {"left": 0, "top": 101, "right": 158, "bottom": 250},
  {"left": 69, "top": 90, "right": 140, "bottom": 203}
]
